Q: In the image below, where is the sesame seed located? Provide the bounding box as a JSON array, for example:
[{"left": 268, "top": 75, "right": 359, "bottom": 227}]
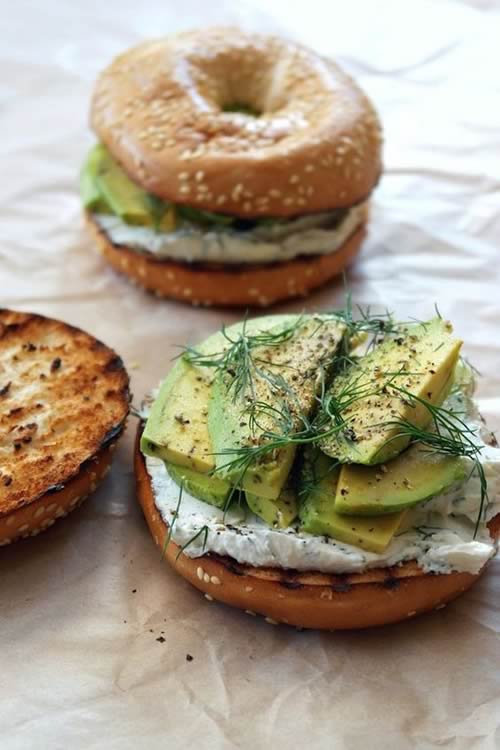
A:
[
  {"left": 265, "top": 617, "right": 278, "bottom": 625},
  {"left": 304, "top": 164, "right": 315, "bottom": 172},
  {"left": 243, "top": 201, "right": 252, "bottom": 211},
  {"left": 180, "top": 185, "right": 190, "bottom": 194},
  {"left": 289, "top": 174, "right": 299, "bottom": 184},
  {"left": 216, "top": 195, "right": 227, "bottom": 205},
  {"left": 245, "top": 610, "right": 256, "bottom": 616},
  {"left": 195, "top": 170, "right": 205, "bottom": 182},
  {"left": 203, "top": 572, "right": 210, "bottom": 583},
  {"left": 183, "top": 288, "right": 193, "bottom": 297},
  {"left": 210, "top": 576, "right": 221, "bottom": 585},
  {"left": 244, "top": 586, "right": 254, "bottom": 592},
  {"left": 196, "top": 567, "right": 204, "bottom": 580},
  {"left": 248, "top": 288, "right": 259, "bottom": 297},
  {"left": 204, "top": 594, "right": 213, "bottom": 601},
  {"left": 178, "top": 172, "right": 189, "bottom": 181}
]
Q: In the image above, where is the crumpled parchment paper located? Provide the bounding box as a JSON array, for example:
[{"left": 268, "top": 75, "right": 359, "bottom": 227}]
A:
[{"left": 2, "top": 1, "right": 499, "bottom": 748}]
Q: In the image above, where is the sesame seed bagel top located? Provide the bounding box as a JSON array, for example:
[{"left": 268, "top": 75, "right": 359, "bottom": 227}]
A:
[{"left": 90, "top": 27, "right": 383, "bottom": 217}]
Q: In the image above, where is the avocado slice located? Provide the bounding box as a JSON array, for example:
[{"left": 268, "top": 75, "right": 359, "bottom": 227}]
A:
[
  {"left": 208, "top": 317, "right": 346, "bottom": 500},
  {"left": 318, "top": 318, "right": 462, "bottom": 465},
  {"left": 334, "top": 445, "right": 467, "bottom": 516},
  {"left": 141, "top": 357, "right": 214, "bottom": 473},
  {"left": 95, "top": 149, "right": 159, "bottom": 227},
  {"left": 80, "top": 144, "right": 112, "bottom": 213},
  {"left": 141, "top": 315, "right": 299, "bottom": 474},
  {"left": 298, "top": 449, "right": 405, "bottom": 553},
  {"left": 166, "top": 462, "right": 232, "bottom": 509},
  {"left": 246, "top": 486, "right": 298, "bottom": 528}
]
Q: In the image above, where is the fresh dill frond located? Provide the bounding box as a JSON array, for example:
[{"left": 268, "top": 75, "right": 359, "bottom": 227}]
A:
[
  {"left": 378, "top": 384, "right": 489, "bottom": 537},
  {"left": 175, "top": 525, "right": 209, "bottom": 560},
  {"left": 161, "top": 478, "right": 184, "bottom": 559},
  {"left": 183, "top": 314, "right": 308, "bottom": 401}
]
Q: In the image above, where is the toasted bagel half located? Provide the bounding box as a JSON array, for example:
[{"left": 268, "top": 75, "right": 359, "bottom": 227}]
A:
[{"left": 0, "top": 309, "right": 130, "bottom": 545}]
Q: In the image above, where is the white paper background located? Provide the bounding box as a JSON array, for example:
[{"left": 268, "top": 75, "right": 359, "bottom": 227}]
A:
[{"left": 1, "top": 1, "right": 500, "bottom": 748}]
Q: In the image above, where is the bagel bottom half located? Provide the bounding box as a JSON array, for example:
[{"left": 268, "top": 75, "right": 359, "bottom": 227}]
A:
[
  {"left": 86, "top": 213, "right": 366, "bottom": 308},
  {"left": 134, "top": 428, "right": 499, "bottom": 630}
]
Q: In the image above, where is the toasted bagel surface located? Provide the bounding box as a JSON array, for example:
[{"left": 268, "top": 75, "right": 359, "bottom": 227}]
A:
[
  {"left": 91, "top": 27, "right": 382, "bottom": 216},
  {"left": 86, "top": 211, "right": 365, "bottom": 307},
  {"left": 135, "top": 426, "right": 499, "bottom": 630},
  {"left": 0, "top": 310, "right": 129, "bottom": 535}
]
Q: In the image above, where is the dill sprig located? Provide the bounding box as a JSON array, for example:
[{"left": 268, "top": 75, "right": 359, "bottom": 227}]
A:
[
  {"left": 183, "top": 314, "right": 307, "bottom": 401},
  {"left": 378, "top": 384, "right": 488, "bottom": 536}
]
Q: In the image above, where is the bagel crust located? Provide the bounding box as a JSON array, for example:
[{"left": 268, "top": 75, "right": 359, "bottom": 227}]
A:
[
  {"left": 91, "top": 27, "right": 382, "bottom": 217},
  {"left": 86, "top": 211, "right": 366, "bottom": 307},
  {"left": 0, "top": 309, "right": 130, "bottom": 544},
  {"left": 134, "top": 426, "right": 499, "bottom": 630}
]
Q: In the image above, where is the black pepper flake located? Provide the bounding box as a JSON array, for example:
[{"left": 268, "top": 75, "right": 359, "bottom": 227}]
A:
[
  {"left": 340, "top": 488, "right": 349, "bottom": 496},
  {"left": 3, "top": 476, "right": 12, "bottom": 486},
  {"left": 23, "top": 342, "right": 36, "bottom": 352},
  {"left": 186, "top": 654, "right": 194, "bottom": 662},
  {"left": 156, "top": 636, "right": 166, "bottom": 643},
  {"left": 51, "top": 357, "right": 62, "bottom": 372},
  {"left": 0, "top": 382, "right": 11, "bottom": 397},
  {"left": 132, "top": 588, "right": 137, "bottom": 593}
]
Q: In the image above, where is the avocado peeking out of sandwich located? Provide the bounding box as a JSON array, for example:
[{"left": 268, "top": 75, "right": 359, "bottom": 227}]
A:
[{"left": 82, "top": 28, "right": 382, "bottom": 306}]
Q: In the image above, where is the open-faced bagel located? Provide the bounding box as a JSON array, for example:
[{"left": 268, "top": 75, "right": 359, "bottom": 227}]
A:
[
  {"left": 91, "top": 28, "right": 382, "bottom": 217},
  {"left": 87, "top": 212, "right": 366, "bottom": 307},
  {"left": 134, "top": 425, "right": 499, "bottom": 631},
  {"left": 0, "top": 310, "right": 130, "bottom": 545}
]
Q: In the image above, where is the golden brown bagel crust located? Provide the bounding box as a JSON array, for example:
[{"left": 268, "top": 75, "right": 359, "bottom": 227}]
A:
[
  {"left": 134, "top": 426, "right": 499, "bottom": 630},
  {"left": 86, "top": 212, "right": 365, "bottom": 307},
  {"left": 91, "top": 27, "right": 382, "bottom": 217},
  {"left": 0, "top": 309, "right": 130, "bottom": 538},
  {"left": 0, "top": 443, "right": 117, "bottom": 546}
]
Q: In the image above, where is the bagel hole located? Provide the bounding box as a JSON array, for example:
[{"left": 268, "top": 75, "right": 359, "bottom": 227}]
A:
[{"left": 222, "top": 101, "right": 262, "bottom": 117}]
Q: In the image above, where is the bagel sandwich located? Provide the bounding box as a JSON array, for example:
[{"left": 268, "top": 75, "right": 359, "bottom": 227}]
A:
[
  {"left": 82, "top": 27, "right": 382, "bottom": 307},
  {"left": 0, "top": 310, "right": 130, "bottom": 546},
  {"left": 136, "top": 309, "right": 499, "bottom": 630}
]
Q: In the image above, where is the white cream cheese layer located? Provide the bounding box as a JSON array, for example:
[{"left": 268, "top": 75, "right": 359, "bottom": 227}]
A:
[
  {"left": 94, "top": 202, "right": 366, "bottom": 265},
  {"left": 144, "top": 389, "right": 500, "bottom": 576}
]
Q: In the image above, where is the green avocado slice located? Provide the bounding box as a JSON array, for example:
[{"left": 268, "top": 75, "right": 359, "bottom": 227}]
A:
[
  {"left": 166, "top": 462, "right": 232, "bottom": 510},
  {"left": 318, "top": 318, "right": 462, "bottom": 465},
  {"left": 334, "top": 445, "right": 467, "bottom": 516},
  {"left": 298, "top": 449, "right": 405, "bottom": 553},
  {"left": 246, "top": 487, "right": 298, "bottom": 528},
  {"left": 80, "top": 144, "right": 111, "bottom": 213},
  {"left": 208, "top": 317, "right": 346, "bottom": 500}
]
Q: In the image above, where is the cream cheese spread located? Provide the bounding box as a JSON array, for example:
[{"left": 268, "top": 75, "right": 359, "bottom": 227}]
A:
[
  {"left": 94, "top": 202, "right": 367, "bottom": 265},
  {"left": 144, "top": 390, "right": 500, "bottom": 576}
]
